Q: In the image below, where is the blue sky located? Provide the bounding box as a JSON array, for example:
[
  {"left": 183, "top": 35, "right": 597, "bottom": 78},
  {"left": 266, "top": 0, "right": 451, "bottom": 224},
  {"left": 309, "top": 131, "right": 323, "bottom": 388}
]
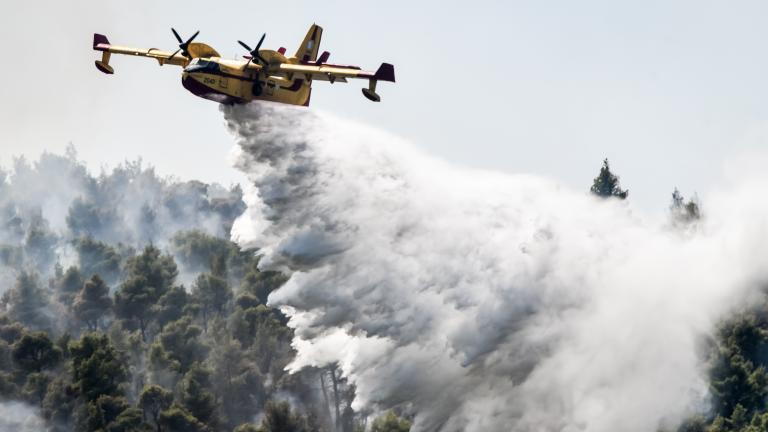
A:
[{"left": 3, "top": 0, "right": 768, "bottom": 215}]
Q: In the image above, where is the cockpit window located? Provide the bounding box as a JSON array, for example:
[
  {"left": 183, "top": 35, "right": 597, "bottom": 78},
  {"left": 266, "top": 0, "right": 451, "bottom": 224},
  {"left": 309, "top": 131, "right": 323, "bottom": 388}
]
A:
[{"left": 184, "top": 59, "right": 220, "bottom": 74}]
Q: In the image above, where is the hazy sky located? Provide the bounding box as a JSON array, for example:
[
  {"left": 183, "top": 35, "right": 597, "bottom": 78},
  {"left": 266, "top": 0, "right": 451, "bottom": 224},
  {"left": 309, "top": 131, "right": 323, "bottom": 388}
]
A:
[{"left": 3, "top": 0, "right": 768, "bottom": 215}]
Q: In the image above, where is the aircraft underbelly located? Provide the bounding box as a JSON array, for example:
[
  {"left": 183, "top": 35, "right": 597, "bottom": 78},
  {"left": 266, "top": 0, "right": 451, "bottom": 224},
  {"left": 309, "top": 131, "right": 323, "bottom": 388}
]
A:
[
  {"left": 181, "top": 72, "right": 310, "bottom": 106},
  {"left": 181, "top": 74, "right": 243, "bottom": 104}
]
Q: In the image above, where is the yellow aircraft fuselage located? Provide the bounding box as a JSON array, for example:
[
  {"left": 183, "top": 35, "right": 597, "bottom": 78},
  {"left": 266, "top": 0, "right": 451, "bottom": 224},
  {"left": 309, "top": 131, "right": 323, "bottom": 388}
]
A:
[
  {"left": 93, "top": 25, "right": 395, "bottom": 106},
  {"left": 180, "top": 53, "right": 311, "bottom": 106}
]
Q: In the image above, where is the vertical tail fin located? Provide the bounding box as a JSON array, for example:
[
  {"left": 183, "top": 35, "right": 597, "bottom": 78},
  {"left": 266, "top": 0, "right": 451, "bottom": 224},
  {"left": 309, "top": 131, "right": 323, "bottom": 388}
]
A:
[{"left": 295, "top": 24, "right": 323, "bottom": 62}]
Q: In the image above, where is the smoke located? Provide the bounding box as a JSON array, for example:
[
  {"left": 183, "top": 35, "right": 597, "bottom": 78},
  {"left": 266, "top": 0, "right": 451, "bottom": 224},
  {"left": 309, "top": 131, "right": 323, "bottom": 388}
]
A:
[
  {"left": 225, "top": 102, "right": 768, "bottom": 432},
  {"left": 0, "top": 148, "right": 244, "bottom": 291},
  {"left": 0, "top": 402, "right": 45, "bottom": 432}
]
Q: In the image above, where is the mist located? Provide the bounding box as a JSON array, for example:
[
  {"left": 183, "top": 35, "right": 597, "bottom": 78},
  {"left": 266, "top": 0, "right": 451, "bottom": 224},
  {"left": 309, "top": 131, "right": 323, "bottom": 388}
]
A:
[
  {"left": 0, "top": 401, "right": 45, "bottom": 432},
  {"left": 225, "top": 102, "right": 768, "bottom": 432},
  {"left": 0, "top": 148, "right": 243, "bottom": 285}
]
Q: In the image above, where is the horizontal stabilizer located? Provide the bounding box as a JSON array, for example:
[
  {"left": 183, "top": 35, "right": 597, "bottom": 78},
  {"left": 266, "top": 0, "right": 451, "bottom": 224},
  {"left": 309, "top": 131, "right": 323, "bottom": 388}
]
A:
[{"left": 93, "top": 33, "right": 110, "bottom": 50}]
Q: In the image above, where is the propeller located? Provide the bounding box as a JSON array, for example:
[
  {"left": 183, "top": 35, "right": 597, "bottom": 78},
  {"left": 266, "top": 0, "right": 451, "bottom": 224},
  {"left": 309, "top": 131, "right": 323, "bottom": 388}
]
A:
[
  {"left": 238, "top": 33, "right": 268, "bottom": 68},
  {"left": 167, "top": 28, "right": 200, "bottom": 60}
]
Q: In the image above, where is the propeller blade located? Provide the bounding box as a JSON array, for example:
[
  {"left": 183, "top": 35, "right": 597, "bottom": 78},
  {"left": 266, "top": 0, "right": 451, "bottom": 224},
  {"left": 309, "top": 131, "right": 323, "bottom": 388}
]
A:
[
  {"left": 255, "top": 33, "right": 266, "bottom": 51},
  {"left": 167, "top": 49, "right": 181, "bottom": 60},
  {"left": 238, "top": 40, "right": 252, "bottom": 52},
  {"left": 185, "top": 30, "right": 200, "bottom": 45},
  {"left": 171, "top": 28, "right": 183, "bottom": 44},
  {"left": 239, "top": 34, "right": 267, "bottom": 66}
]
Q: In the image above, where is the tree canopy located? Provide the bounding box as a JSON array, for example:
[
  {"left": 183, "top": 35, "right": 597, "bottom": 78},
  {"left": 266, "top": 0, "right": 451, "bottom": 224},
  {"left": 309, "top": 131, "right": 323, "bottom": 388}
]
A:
[{"left": 590, "top": 158, "right": 628, "bottom": 199}]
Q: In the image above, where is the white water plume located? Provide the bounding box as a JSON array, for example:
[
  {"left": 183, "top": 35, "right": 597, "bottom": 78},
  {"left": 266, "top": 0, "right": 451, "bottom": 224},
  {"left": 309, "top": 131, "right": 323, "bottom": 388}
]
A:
[{"left": 224, "top": 101, "right": 768, "bottom": 432}]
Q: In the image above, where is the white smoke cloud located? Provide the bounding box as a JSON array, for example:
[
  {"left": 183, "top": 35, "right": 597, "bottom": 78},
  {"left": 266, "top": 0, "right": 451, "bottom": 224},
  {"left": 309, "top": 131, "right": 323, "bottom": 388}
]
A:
[
  {"left": 0, "top": 149, "right": 244, "bottom": 293},
  {"left": 0, "top": 402, "right": 45, "bottom": 432},
  {"left": 225, "top": 101, "right": 768, "bottom": 432}
]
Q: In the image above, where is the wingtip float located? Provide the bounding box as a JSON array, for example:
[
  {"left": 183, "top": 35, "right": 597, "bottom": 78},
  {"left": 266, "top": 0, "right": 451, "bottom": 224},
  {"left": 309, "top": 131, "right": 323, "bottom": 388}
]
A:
[{"left": 92, "top": 24, "right": 395, "bottom": 106}]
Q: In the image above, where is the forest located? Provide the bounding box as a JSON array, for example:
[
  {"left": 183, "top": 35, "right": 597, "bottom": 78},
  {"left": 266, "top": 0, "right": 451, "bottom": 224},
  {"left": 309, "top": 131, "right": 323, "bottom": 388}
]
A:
[
  {"left": 0, "top": 150, "right": 762, "bottom": 432},
  {"left": 0, "top": 149, "right": 410, "bottom": 432}
]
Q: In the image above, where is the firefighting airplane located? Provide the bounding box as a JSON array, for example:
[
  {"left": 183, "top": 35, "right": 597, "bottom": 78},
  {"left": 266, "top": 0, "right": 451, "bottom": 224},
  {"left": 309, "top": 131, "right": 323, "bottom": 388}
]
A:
[{"left": 92, "top": 24, "right": 395, "bottom": 106}]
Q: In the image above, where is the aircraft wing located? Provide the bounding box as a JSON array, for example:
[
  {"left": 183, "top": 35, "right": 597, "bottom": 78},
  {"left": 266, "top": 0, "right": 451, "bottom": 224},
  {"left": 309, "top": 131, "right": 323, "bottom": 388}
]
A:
[
  {"left": 93, "top": 34, "right": 190, "bottom": 73},
  {"left": 277, "top": 62, "right": 395, "bottom": 84}
]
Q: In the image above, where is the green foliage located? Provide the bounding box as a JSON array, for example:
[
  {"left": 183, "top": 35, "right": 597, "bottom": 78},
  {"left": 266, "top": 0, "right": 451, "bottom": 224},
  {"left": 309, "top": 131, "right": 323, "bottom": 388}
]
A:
[
  {"left": 0, "top": 152, "right": 300, "bottom": 432},
  {"left": 676, "top": 303, "right": 768, "bottom": 432},
  {"left": 731, "top": 404, "right": 748, "bottom": 430},
  {"left": 171, "top": 230, "right": 244, "bottom": 275},
  {"left": 590, "top": 158, "right": 628, "bottom": 199},
  {"left": 24, "top": 215, "right": 58, "bottom": 270},
  {"left": 150, "top": 317, "right": 208, "bottom": 374},
  {"left": 70, "top": 332, "right": 128, "bottom": 401},
  {"left": 210, "top": 338, "right": 265, "bottom": 428},
  {"left": 240, "top": 259, "right": 288, "bottom": 305},
  {"left": 140, "top": 384, "right": 173, "bottom": 430},
  {"left": 115, "top": 245, "right": 178, "bottom": 340},
  {"left": 127, "top": 245, "right": 178, "bottom": 289},
  {"left": 709, "top": 314, "right": 768, "bottom": 417},
  {"left": 42, "top": 377, "right": 77, "bottom": 430},
  {"left": 73, "top": 274, "right": 112, "bottom": 331},
  {"left": 371, "top": 411, "right": 412, "bottom": 432},
  {"left": 79, "top": 394, "right": 142, "bottom": 432},
  {"left": 0, "top": 371, "right": 18, "bottom": 399},
  {"left": 0, "top": 316, "right": 25, "bottom": 344},
  {"left": 193, "top": 273, "right": 232, "bottom": 327},
  {"left": 154, "top": 285, "right": 192, "bottom": 329},
  {"left": 179, "top": 363, "right": 219, "bottom": 428},
  {"left": 230, "top": 304, "right": 292, "bottom": 375},
  {"left": 12, "top": 331, "right": 61, "bottom": 373},
  {"left": 158, "top": 404, "right": 208, "bottom": 432},
  {"left": 107, "top": 407, "right": 150, "bottom": 432},
  {"left": 75, "top": 236, "right": 123, "bottom": 283},
  {"left": 22, "top": 371, "right": 51, "bottom": 407},
  {"left": 2, "top": 271, "right": 52, "bottom": 330},
  {"left": 230, "top": 304, "right": 290, "bottom": 349},
  {"left": 259, "top": 400, "right": 308, "bottom": 432},
  {"left": 56, "top": 265, "right": 85, "bottom": 305},
  {"left": 67, "top": 198, "right": 117, "bottom": 240}
]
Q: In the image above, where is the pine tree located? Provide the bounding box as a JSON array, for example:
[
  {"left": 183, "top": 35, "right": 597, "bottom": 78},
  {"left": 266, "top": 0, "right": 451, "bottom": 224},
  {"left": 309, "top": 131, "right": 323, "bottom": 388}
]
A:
[
  {"left": 670, "top": 188, "right": 701, "bottom": 225},
  {"left": 153, "top": 285, "right": 191, "bottom": 330},
  {"left": 56, "top": 266, "right": 84, "bottom": 305},
  {"left": 179, "top": 363, "right": 219, "bottom": 428},
  {"left": 371, "top": 412, "right": 411, "bottom": 432},
  {"left": 158, "top": 404, "right": 207, "bottom": 432},
  {"left": 140, "top": 384, "right": 173, "bottom": 432},
  {"left": 69, "top": 333, "right": 128, "bottom": 401},
  {"left": 192, "top": 273, "right": 231, "bottom": 331},
  {"left": 75, "top": 237, "right": 122, "bottom": 283},
  {"left": 114, "top": 245, "right": 178, "bottom": 341},
  {"left": 11, "top": 331, "right": 62, "bottom": 373},
  {"left": 590, "top": 159, "right": 628, "bottom": 199},
  {"left": 259, "top": 401, "right": 308, "bottom": 432},
  {"left": 73, "top": 275, "right": 112, "bottom": 331},
  {"left": 3, "top": 271, "right": 53, "bottom": 331},
  {"left": 149, "top": 317, "right": 208, "bottom": 374}
]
